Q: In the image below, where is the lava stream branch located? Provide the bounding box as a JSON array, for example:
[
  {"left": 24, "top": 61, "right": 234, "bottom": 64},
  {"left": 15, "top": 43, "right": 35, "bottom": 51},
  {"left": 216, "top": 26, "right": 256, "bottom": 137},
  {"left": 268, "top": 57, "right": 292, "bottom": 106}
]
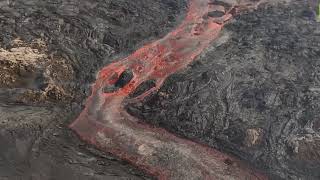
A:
[{"left": 70, "top": 0, "right": 267, "bottom": 179}]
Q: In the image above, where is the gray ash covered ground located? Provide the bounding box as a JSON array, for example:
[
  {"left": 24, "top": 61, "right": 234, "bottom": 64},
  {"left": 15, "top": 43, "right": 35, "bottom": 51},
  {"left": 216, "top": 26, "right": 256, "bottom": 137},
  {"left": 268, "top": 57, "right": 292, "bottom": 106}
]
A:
[
  {"left": 127, "top": 1, "right": 320, "bottom": 179},
  {"left": 0, "top": 0, "right": 186, "bottom": 179}
]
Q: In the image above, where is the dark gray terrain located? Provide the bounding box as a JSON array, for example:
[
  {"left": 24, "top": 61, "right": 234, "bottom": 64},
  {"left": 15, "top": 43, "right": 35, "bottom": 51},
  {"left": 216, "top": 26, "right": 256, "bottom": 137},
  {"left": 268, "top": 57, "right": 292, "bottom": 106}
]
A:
[
  {"left": 127, "top": 1, "right": 320, "bottom": 179},
  {"left": 1, "top": 0, "right": 320, "bottom": 179},
  {"left": 0, "top": 0, "right": 186, "bottom": 179}
]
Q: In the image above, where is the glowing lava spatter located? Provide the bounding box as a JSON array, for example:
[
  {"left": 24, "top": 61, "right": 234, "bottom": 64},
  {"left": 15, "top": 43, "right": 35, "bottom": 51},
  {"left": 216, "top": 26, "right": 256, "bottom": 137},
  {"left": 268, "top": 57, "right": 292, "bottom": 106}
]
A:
[{"left": 70, "top": 0, "right": 267, "bottom": 179}]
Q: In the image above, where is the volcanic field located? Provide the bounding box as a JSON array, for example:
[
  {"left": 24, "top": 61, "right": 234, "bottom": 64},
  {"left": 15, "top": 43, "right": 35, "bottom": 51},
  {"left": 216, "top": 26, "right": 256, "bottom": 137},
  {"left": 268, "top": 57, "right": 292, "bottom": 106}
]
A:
[{"left": 0, "top": 0, "right": 320, "bottom": 180}]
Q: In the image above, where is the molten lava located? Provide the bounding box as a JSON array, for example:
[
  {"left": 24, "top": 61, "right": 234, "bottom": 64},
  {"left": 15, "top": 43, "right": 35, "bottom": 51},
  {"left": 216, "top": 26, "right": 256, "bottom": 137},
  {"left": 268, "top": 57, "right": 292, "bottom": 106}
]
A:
[{"left": 70, "top": 0, "right": 267, "bottom": 179}]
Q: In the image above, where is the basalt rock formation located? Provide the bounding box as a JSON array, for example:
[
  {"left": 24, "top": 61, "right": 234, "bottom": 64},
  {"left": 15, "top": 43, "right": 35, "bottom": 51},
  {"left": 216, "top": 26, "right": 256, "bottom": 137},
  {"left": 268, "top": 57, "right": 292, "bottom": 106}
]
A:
[
  {"left": 0, "top": 0, "right": 187, "bottom": 179},
  {"left": 127, "top": 1, "right": 320, "bottom": 179},
  {"left": 0, "top": 0, "right": 319, "bottom": 180},
  {"left": 70, "top": 0, "right": 272, "bottom": 179}
]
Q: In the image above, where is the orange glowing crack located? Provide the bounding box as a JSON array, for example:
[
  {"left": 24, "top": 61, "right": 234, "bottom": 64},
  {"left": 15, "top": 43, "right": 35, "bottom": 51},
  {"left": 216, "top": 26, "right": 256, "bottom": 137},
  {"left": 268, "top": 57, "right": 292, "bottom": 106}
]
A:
[{"left": 70, "top": 0, "right": 267, "bottom": 179}]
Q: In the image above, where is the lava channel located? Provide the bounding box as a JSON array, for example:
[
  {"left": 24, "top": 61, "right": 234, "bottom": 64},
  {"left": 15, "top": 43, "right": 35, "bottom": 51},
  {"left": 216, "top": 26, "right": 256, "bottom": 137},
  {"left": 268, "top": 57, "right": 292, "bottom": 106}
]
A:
[{"left": 70, "top": 0, "right": 267, "bottom": 179}]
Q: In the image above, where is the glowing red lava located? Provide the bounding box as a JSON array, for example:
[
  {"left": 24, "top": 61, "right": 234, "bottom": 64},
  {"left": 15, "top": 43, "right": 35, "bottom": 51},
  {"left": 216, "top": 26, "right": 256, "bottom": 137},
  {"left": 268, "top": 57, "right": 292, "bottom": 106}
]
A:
[{"left": 70, "top": 0, "right": 267, "bottom": 179}]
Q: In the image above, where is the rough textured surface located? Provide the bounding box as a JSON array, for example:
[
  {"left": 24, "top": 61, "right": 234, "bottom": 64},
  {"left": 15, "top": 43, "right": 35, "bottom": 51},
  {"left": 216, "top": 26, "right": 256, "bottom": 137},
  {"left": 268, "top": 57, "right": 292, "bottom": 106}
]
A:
[
  {"left": 0, "top": 105, "right": 152, "bottom": 180},
  {"left": 69, "top": 0, "right": 269, "bottom": 179},
  {"left": 1, "top": 0, "right": 319, "bottom": 179},
  {"left": 0, "top": 0, "right": 187, "bottom": 104},
  {"left": 0, "top": 0, "right": 187, "bottom": 179},
  {"left": 127, "top": 1, "right": 320, "bottom": 179}
]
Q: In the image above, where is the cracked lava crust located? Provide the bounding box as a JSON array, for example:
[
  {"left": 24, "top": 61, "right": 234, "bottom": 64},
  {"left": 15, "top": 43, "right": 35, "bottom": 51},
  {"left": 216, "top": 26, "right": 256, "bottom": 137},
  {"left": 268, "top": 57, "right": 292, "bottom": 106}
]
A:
[{"left": 70, "top": 0, "right": 268, "bottom": 179}]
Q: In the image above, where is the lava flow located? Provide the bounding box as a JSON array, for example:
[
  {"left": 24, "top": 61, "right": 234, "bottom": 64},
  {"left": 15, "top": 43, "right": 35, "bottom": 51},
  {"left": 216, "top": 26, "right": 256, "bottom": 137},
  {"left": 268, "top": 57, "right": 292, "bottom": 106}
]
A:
[{"left": 70, "top": 0, "right": 267, "bottom": 179}]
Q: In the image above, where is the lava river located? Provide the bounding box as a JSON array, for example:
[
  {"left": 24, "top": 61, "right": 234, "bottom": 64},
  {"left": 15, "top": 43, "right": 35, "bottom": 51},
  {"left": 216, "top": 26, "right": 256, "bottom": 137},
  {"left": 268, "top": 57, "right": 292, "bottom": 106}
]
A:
[{"left": 70, "top": 0, "right": 267, "bottom": 179}]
